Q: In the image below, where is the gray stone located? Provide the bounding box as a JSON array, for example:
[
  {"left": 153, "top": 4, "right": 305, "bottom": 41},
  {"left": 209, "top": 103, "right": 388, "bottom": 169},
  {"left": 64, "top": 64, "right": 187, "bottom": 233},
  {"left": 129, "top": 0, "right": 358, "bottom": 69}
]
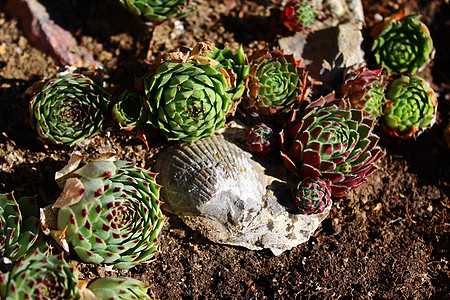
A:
[{"left": 279, "top": 0, "right": 365, "bottom": 80}]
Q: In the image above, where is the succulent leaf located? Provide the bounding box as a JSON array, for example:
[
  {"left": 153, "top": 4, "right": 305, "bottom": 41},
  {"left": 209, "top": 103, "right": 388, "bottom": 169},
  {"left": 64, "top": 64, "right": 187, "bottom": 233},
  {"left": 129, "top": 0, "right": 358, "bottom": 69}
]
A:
[
  {"left": 280, "top": 93, "right": 384, "bottom": 197},
  {"left": 246, "top": 48, "right": 310, "bottom": 116},
  {"left": 55, "top": 158, "right": 164, "bottom": 269},
  {"left": 120, "top": 0, "right": 192, "bottom": 23},
  {"left": 206, "top": 45, "right": 250, "bottom": 102},
  {"left": 282, "top": 0, "right": 315, "bottom": 32},
  {"left": 0, "top": 248, "right": 81, "bottom": 299},
  {"left": 29, "top": 74, "right": 109, "bottom": 146},
  {"left": 0, "top": 193, "right": 39, "bottom": 261},
  {"left": 294, "top": 177, "right": 332, "bottom": 214},
  {"left": 86, "top": 277, "right": 152, "bottom": 300},
  {"left": 340, "top": 63, "right": 387, "bottom": 118},
  {"left": 144, "top": 59, "right": 232, "bottom": 143},
  {"left": 371, "top": 14, "right": 435, "bottom": 75},
  {"left": 383, "top": 75, "right": 438, "bottom": 139}
]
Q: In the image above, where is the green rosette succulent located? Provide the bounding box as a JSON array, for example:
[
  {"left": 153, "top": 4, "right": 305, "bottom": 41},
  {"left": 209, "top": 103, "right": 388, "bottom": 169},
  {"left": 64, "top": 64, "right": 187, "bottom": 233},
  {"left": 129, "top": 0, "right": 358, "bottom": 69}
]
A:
[
  {"left": 29, "top": 74, "right": 109, "bottom": 146},
  {"left": 206, "top": 45, "right": 250, "bottom": 102},
  {"left": 86, "top": 277, "right": 152, "bottom": 300},
  {"left": 111, "top": 90, "right": 147, "bottom": 131},
  {"left": 340, "top": 63, "right": 387, "bottom": 118},
  {"left": 371, "top": 13, "right": 434, "bottom": 75},
  {"left": 144, "top": 59, "right": 232, "bottom": 143},
  {"left": 246, "top": 48, "right": 309, "bottom": 115},
  {"left": 282, "top": 0, "right": 315, "bottom": 32},
  {"left": 0, "top": 248, "right": 82, "bottom": 299},
  {"left": 384, "top": 75, "right": 438, "bottom": 139},
  {"left": 294, "top": 177, "right": 332, "bottom": 214},
  {"left": 54, "top": 155, "right": 164, "bottom": 269},
  {"left": 280, "top": 93, "right": 384, "bottom": 197},
  {"left": 120, "top": 0, "right": 191, "bottom": 23},
  {"left": 0, "top": 193, "right": 39, "bottom": 261}
]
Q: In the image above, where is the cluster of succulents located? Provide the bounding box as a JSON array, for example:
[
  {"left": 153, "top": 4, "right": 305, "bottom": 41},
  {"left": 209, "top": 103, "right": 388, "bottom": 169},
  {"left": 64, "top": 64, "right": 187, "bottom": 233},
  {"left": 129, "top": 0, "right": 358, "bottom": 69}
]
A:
[
  {"left": 369, "top": 12, "right": 438, "bottom": 139},
  {"left": 25, "top": 7, "right": 437, "bottom": 237},
  {"left": 0, "top": 154, "right": 161, "bottom": 298},
  {"left": 0, "top": 246, "right": 152, "bottom": 299}
]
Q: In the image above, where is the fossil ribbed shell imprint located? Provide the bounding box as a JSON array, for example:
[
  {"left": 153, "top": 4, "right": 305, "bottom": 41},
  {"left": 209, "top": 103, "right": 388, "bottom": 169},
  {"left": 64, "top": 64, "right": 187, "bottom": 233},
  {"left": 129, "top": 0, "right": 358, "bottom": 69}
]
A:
[
  {"left": 155, "top": 131, "right": 330, "bottom": 255},
  {"left": 155, "top": 134, "right": 267, "bottom": 228}
]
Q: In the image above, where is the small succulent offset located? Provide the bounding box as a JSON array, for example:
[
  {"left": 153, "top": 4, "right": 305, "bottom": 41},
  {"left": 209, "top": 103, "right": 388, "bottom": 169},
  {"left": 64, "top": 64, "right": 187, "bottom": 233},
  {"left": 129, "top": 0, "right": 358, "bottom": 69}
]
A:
[
  {"left": 119, "top": 0, "right": 191, "bottom": 24},
  {"left": 282, "top": 0, "right": 315, "bottom": 32},
  {"left": 339, "top": 63, "right": 387, "bottom": 119},
  {"left": 294, "top": 177, "right": 332, "bottom": 214},
  {"left": 383, "top": 75, "right": 438, "bottom": 139},
  {"left": 144, "top": 42, "right": 232, "bottom": 143},
  {"left": 206, "top": 44, "right": 250, "bottom": 103},
  {"left": 29, "top": 72, "right": 109, "bottom": 146},
  {"left": 246, "top": 48, "right": 310, "bottom": 116},
  {"left": 44, "top": 153, "right": 164, "bottom": 269},
  {"left": 371, "top": 13, "right": 435, "bottom": 75},
  {"left": 0, "top": 248, "right": 82, "bottom": 299},
  {"left": 0, "top": 193, "right": 39, "bottom": 261},
  {"left": 84, "top": 277, "right": 152, "bottom": 300},
  {"left": 111, "top": 90, "right": 148, "bottom": 131},
  {"left": 280, "top": 94, "right": 384, "bottom": 197},
  {"left": 245, "top": 123, "right": 274, "bottom": 155}
]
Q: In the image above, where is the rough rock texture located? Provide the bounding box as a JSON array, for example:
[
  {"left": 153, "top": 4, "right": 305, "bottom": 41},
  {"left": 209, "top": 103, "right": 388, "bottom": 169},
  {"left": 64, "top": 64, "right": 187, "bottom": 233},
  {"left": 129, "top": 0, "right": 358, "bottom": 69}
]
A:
[
  {"left": 154, "top": 128, "right": 331, "bottom": 255},
  {"left": 279, "top": 0, "right": 365, "bottom": 81}
]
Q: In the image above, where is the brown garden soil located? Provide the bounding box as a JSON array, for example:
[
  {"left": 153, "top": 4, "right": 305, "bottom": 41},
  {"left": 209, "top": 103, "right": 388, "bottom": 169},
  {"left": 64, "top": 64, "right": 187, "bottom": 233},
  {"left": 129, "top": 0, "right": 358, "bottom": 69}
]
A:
[{"left": 0, "top": 0, "right": 449, "bottom": 299}]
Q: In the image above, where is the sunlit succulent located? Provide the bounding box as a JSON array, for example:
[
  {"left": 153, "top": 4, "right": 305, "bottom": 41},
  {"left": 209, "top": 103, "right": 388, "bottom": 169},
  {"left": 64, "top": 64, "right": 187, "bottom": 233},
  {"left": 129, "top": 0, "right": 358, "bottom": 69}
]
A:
[
  {"left": 206, "top": 45, "right": 250, "bottom": 102},
  {"left": 383, "top": 75, "right": 438, "bottom": 139},
  {"left": 282, "top": 0, "right": 315, "bottom": 32},
  {"left": 85, "top": 277, "right": 151, "bottom": 300},
  {"left": 120, "top": 0, "right": 191, "bottom": 23},
  {"left": 29, "top": 73, "right": 109, "bottom": 146},
  {"left": 111, "top": 90, "right": 147, "bottom": 131},
  {"left": 0, "top": 248, "right": 82, "bottom": 299},
  {"left": 371, "top": 13, "right": 435, "bottom": 75},
  {"left": 280, "top": 93, "right": 384, "bottom": 197},
  {"left": 0, "top": 193, "right": 39, "bottom": 261},
  {"left": 245, "top": 123, "right": 274, "bottom": 155},
  {"left": 144, "top": 58, "right": 232, "bottom": 143},
  {"left": 294, "top": 177, "right": 332, "bottom": 214},
  {"left": 340, "top": 63, "right": 387, "bottom": 118},
  {"left": 246, "top": 48, "right": 309, "bottom": 116},
  {"left": 53, "top": 154, "right": 164, "bottom": 269}
]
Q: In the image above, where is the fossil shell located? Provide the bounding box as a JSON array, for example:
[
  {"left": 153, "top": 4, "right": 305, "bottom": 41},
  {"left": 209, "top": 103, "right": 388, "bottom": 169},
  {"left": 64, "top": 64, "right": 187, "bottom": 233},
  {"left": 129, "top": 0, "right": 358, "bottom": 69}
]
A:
[
  {"left": 154, "top": 128, "right": 330, "bottom": 255},
  {"left": 155, "top": 133, "right": 267, "bottom": 230}
]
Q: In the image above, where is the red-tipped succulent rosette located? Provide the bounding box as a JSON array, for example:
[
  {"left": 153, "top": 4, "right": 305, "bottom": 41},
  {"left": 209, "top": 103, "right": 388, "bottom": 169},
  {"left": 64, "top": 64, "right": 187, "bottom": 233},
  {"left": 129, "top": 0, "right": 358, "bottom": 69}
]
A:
[{"left": 280, "top": 93, "right": 384, "bottom": 197}]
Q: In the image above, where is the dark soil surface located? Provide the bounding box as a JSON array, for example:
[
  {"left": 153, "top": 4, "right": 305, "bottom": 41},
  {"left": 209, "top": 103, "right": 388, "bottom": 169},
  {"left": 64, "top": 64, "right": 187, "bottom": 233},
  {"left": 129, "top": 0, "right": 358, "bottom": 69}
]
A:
[{"left": 0, "top": 0, "right": 449, "bottom": 299}]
